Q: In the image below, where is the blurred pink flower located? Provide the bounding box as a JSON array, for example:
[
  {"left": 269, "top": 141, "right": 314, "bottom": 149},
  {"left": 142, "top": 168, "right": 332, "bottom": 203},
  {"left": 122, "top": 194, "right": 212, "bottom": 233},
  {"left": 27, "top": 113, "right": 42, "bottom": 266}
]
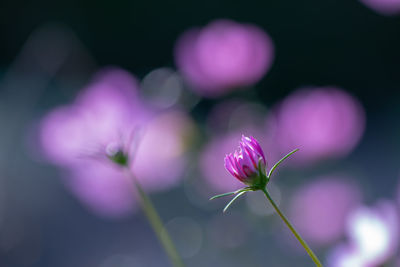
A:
[
  {"left": 66, "top": 163, "right": 137, "bottom": 217},
  {"left": 174, "top": 19, "right": 274, "bottom": 97},
  {"left": 289, "top": 177, "right": 362, "bottom": 246},
  {"left": 224, "top": 135, "right": 266, "bottom": 186},
  {"left": 359, "top": 0, "right": 400, "bottom": 16},
  {"left": 327, "top": 200, "right": 399, "bottom": 267},
  {"left": 39, "top": 68, "right": 193, "bottom": 217},
  {"left": 272, "top": 87, "right": 365, "bottom": 165},
  {"left": 39, "top": 68, "right": 147, "bottom": 166}
]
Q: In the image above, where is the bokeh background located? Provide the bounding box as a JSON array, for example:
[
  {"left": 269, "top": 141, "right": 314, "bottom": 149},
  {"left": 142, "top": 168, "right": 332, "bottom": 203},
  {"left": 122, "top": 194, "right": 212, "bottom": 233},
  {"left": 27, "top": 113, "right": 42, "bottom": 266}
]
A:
[{"left": 1, "top": 0, "right": 400, "bottom": 266}]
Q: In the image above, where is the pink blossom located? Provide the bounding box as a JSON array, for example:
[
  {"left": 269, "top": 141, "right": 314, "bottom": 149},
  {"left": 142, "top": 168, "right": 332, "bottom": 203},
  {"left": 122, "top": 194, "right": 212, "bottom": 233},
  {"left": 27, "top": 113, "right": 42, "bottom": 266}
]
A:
[
  {"left": 224, "top": 135, "right": 266, "bottom": 186},
  {"left": 38, "top": 68, "right": 192, "bottom": 217},
  {"left": 65, "top": 164, "right": 137, "bottom": 217},
  {"left": 200, "top": 132, "right": 266, "bottom": 193},
  {"left": 200, "top": 100, "right": 278, "bottom": 192},
  {"left": 200, "top": 134, "right": 248, "bottom": 193},
  {"left": 272, "top": 87, "right": 365, "bottom": 165},
  {"left": 174, "top": 19, "right": 274, "bottom": 97},
  {"left": 39, "top": 68, "right": 147, "bottom": 167},
  {"left": 289, "top": 177, "right": 362, "bottom": 246}
]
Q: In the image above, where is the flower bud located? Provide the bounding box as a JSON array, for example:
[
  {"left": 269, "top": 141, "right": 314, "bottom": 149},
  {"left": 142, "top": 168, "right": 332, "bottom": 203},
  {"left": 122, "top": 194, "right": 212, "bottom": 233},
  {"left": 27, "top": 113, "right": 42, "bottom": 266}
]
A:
[{"left": 224, "top": 135, "right": 267, "bottom": 188}]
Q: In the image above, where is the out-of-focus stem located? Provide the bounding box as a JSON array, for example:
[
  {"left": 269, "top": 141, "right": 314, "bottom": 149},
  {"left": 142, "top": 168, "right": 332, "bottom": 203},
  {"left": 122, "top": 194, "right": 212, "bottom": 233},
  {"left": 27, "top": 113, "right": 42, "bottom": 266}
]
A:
[
  {"left": 124, "top": 168, "right": 185, "bottom": 267},
  {"left": 262, "top": 188, "right": 323, "bottom": 267}
]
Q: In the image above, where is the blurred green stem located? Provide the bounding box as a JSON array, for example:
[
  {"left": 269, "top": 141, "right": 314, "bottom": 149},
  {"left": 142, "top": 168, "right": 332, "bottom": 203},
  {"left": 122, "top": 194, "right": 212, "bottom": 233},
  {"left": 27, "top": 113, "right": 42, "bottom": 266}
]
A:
[
  {"left": 262, "top": 188, "right": 323, "bottom": 267},
  {"left": 124, "top": 168, "right": 185, "bottom": 267}
]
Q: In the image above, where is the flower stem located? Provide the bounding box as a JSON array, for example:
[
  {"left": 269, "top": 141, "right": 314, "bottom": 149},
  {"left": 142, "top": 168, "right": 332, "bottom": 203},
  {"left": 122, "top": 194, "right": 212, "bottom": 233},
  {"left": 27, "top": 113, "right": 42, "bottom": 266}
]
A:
[
  {"left": 124, "top": 168, "right": 185, "bottom": 267},
  {"left": 261, "top": 188, "right": 323, "bottom": 267}
]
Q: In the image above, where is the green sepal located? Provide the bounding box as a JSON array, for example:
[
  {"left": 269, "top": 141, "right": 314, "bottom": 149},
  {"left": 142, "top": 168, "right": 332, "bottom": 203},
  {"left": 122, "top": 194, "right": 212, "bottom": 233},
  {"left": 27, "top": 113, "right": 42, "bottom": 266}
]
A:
[
  {"left": 248, "top": 161, "right": 268, "bottom": 190},
  {"left": 108, "top": 151, "right": 129, "bottom": 166}
]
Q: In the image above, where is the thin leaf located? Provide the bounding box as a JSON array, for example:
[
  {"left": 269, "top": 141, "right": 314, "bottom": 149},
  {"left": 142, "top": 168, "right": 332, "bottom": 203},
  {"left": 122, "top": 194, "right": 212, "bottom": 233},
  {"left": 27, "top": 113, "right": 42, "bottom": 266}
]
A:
[
  {"left": 267, "top": 148, "right": 299, "bottom": 179},
  {"left": 223, "top": 191, "right": 247, "bottom": 213},
  {"left": 209, "top": 191, "right": 237, "bottom": 200},
  {"left": 209, "top": 187, "right": 252, "bottom": 200}
]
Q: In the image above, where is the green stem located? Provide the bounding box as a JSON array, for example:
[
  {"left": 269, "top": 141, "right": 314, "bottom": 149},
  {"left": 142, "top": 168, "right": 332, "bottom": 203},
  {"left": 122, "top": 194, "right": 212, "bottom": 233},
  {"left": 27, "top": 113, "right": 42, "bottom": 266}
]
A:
[
  {"left": 124, "top": 168, "right": 185, "bottom": 267},
  {"left": 262, "top": 188, "right": 323, "bottom": 267}
]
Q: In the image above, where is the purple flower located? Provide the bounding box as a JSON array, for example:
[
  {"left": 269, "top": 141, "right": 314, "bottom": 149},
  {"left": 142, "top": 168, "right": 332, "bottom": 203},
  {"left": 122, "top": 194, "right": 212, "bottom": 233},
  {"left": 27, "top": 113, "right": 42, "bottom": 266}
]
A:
[
  {"left": 38, "top": 67, "right": 193, "bottom": 217},
  {"left": 199, "top": 99, "right": 279, "bottom": 193},
  {"left": 174, "top": 19, "right": 274, "bottom": 97},
  {"left": 39, "top": 67, "right": 148, "bottom": 167},
  {"left": 65, "top": 163, "right": 138, "bottom": 217},
  {"left": 359, "top": 0, "right": 400, "bottom": 16},
  {"left": 200, "top": 133, "right": 256, "bottom": 193},
  {"left": 224, "top": 135, "right": 267, "bottom": 187},
  {"left": 288, "top": 177, "right": 362, "bottom": 246},
  {"left": 199, "top": 100, "right": 282, "bottom": 193},
  {"left": 271, "top": 87, "right": 365, "bottom": 165}
]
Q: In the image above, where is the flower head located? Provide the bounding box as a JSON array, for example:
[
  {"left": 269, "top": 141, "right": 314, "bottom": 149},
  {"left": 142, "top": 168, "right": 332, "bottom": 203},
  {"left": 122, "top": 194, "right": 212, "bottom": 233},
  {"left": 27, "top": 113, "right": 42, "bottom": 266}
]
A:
[
  {"left": 224, "top": 135, "right": 267, "bottom": 188},
  {"left": 37, "top": 68, "right": 192, "bottom": 217},
  {"left": 272, "top": 87, "right": 365, "bottom": 165},
  {"left": 175, "top": 19, "right": 274, "bottom": 97}
]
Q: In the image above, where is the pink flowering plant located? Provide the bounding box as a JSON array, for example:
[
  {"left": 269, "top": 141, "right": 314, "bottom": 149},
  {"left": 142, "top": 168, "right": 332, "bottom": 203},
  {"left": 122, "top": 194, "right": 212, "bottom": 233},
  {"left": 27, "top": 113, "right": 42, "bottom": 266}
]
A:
[
  {"left": 211, "top": 135, "right": 323, "bottom": 266},
  {"left": 39, "top": 69, "right": 186, "bottom": 267}
]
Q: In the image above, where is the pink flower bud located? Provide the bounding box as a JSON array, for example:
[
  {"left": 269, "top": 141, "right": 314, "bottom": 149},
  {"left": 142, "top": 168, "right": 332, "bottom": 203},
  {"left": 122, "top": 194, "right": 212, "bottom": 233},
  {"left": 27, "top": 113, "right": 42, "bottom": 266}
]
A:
[{"left": 224, "top": 135, "right": 267, "bottom": 187}]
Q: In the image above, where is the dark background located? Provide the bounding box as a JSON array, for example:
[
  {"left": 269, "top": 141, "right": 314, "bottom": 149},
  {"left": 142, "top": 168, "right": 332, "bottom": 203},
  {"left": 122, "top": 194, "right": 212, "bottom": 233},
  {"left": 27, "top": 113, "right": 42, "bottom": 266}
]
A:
[{"left": 1, "top": 0, "right": 400, "bottom": 107}]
